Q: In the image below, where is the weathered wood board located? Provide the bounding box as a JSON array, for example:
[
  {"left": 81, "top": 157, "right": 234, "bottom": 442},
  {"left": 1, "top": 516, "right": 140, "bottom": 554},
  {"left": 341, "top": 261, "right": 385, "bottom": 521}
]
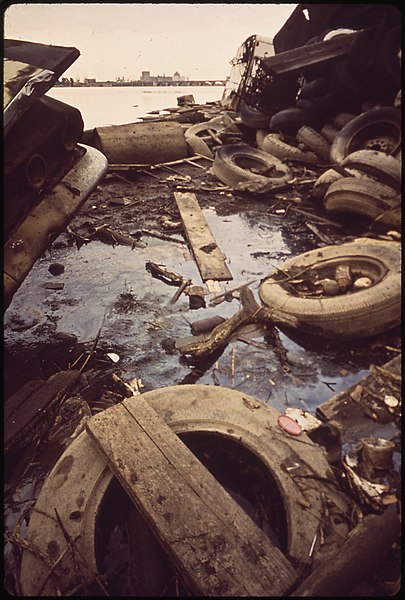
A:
[
  {"left": 86, "top": 395, "right": 296, "bottom": 596},
  {"left": 317, "top": 354, "right": 401, "bottom": 422},
  {"left": 174, "top": 192, "right": 233, "bottom": 281},
  {"left": 4, "top": 369, "right": 81, "bottom": 453},
  {"left": 292, "top": 509, "right": 400, "bottom": 596},
  {"left": 261, "top": 31, "right": 359, "bottom": 76}
]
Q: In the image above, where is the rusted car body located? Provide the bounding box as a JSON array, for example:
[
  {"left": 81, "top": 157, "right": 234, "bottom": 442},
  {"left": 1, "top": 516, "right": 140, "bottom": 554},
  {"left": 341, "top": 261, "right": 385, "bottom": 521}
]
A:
[{"left": 3, "top": 39, "right": 108, "bottom": 310}]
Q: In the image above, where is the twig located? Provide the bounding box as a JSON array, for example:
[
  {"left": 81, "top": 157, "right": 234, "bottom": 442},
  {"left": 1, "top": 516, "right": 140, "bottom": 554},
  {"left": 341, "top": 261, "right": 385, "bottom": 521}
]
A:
[
  {"left": 183, "top": 158, "right": 207, "bottom": 169},
  {"left": 152, "top": 163, "right": 183, "bottom": 175},
  {"left": 305, "top": 221, "right": 333, "bottom": 244},
  {"left": 194, "top": 152, "right": 214, "bottom": 162},
  {"left": 140, "top": 229, "right": 186, "bottom": 244},
  {"left": 139, "top": 169, "right": 162, "bottom": 180},
  {"left": 37, "top": 539, "right": 78, "bottom": 595},
  {"left": 290, "top": 206, "right": 342, "bottom": 227},
  {"left": 209, "top": 279, "right": 257, "bottom": 306},
  {"left": 110, "top": 171, "right": 136, "bottom": 185},
  {"left": 54, "top": 508, "right": 109, "bottom": 595},
  {"left": 170, "top": 278, "right": 192, "bottom": 304},
  {"left": 370, "top": 363, "right": 401, "bottom": 383},
  {"left": 175, "top": 185, "right": 232, "bottom": 193},
  {"left": 79, "top": 309, "right": 108, "bottom": 373}
]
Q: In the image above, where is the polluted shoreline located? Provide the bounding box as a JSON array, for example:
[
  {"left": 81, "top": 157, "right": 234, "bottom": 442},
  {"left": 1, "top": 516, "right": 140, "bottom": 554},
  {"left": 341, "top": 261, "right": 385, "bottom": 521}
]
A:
[{"left": 4, "top": 4, "right": 401, "bottom": 597}]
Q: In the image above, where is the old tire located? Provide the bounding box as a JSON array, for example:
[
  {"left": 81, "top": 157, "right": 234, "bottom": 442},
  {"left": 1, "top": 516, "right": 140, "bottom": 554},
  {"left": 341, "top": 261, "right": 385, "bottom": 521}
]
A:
[
  {"left": 184, "top": 119, "right": 224, "bottom": 143},
  {"left": 20, "top": 385, "right": 350, "bottom": 595},
  {"left": 323, "top": 177, "right": 401, "bottom": 228},
  {"left": 340, "top": 150, "right": 401, "bottom": 190},
  {"left": 185, "top": 134, "right": 213, "bottom": 158},
  {"left": 330, "top": 107, "right": 401, "bottom": 164},
  {"left": 261, "top": 133, "right": 318, "bottom": 164},
  {"left": 311, "top": 167, "right": 367, "bottom": 200},
  {"left": 320, "top": 123, "right": 340, "bottom": 143},
  {"left": 296, "top": 125, "right": 331, "bottom": 162},
  {"left": 239, "top": 100, "right": 270, "bottom": 129},
  {"left": 269, "top": 107, "right": 322, "bottom": 135},
  {"left": 213, "top": 144, "right": 292, "bottom": 188},
  {"left": 259, "top": 239, "right": 401, "bottom": 339},
  {"left": 333, "top": 112, "right": 357, "bottom": 129}
]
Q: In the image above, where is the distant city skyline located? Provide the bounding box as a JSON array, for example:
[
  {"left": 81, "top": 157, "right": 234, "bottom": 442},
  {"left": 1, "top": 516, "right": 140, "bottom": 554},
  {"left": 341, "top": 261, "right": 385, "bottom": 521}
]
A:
[
  {"left": 57, "top": 69, "right": 226, "bottom": 87},
  {"left": 4, "top": 3, "right": 297, "bottom": 81}
]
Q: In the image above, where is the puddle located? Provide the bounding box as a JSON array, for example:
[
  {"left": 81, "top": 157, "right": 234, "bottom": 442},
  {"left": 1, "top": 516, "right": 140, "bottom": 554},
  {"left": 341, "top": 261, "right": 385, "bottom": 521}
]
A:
[{"left": 4, "top": 202, "right": 398, "bottom": 403}]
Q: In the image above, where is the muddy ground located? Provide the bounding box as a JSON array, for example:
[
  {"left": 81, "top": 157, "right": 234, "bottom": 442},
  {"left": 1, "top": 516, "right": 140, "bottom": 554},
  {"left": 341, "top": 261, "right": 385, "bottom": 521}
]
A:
[{"left": 4, "top": 131, "right": 401, "bottom": 595}]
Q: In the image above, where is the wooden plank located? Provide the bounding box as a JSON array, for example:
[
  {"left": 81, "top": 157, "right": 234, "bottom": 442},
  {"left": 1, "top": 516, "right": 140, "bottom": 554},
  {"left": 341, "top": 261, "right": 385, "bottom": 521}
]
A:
[
  {"left": 317, "top": 355, "right": 401, "bottom": 422},
  {"left": 292, "top": 510, "right": 400, "bottom": 596},
  {"left": 86, "top": 396, "right": 296, "bottom": 596},
  {"left": 261, "top": 31, "right": 360, "bottom": 76},
  {"left": 174, "top": 192, "right": 233, "bottom": 281},
  {"left": 4, "top": 369, "right": 81, "bottom": 452}
]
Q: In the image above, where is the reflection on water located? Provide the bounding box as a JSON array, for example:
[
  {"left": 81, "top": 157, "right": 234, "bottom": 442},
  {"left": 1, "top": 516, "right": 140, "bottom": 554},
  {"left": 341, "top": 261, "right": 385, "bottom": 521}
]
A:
[{"left": 47, "top": 85, "right": 224, "bottom": 129}]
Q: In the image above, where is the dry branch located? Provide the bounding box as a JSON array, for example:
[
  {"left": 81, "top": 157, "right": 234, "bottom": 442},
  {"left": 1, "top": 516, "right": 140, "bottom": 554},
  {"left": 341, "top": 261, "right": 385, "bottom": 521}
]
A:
[{"left": 179, "top": 286, "right": 296, "bottom": 358}]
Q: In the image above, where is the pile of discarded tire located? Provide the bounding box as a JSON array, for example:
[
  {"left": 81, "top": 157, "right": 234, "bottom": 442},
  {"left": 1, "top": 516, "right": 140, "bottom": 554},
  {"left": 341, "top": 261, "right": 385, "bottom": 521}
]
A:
[
  {"left": 218, "top": 25, "right": 402, "bottom": 225},
  {"left": 213, "top": 104, "right": 401, "bottom": 227}
]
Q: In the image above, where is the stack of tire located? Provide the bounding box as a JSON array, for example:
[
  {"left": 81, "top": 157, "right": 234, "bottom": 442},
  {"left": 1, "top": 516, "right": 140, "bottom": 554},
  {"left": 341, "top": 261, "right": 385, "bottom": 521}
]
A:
[{"left": 314, "top": 107, "right": 402, "bottom": 230}]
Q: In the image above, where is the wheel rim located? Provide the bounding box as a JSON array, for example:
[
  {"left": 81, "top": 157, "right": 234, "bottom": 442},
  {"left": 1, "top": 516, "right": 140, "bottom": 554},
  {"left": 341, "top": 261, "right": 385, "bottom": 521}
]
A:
[
  {"left": 347, "top": 122, "right": 400, "bottom": 155},
  {"left": 25, "top": 154, "right": 47, "bottom": 190}
]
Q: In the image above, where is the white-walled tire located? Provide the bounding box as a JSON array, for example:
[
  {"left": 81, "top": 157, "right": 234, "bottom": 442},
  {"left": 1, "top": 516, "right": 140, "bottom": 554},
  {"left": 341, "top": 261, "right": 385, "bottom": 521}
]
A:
[
  {"left": 330, "top": 107, "right": 401, "bottom": 164},
  {"left": 259, "top": 240, "right": 401, "bottom": 339},
  {"left": 340, "top": 149, "right": 401, "bottom": 190},
  {"left": 323, "top": 177, "right": 401, "bottom": 228},
  {"left": 185, "top": 119, "right": 225, "bottom": 142},
  {"left": 213, "top": 144, "right": 293, "bottom": 188},
  {"left": 296, "top": 125, "right": 331, "bottom": 162},
  {"left": 20, "top": 385, "right": 350, "bottom": 594},
  {"left": 261, "top": 133, "right": 318, "bottom": 164}
]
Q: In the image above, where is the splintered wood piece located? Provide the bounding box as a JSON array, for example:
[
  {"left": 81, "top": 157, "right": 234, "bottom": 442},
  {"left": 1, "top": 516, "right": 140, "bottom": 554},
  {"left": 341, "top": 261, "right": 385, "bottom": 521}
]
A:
[
  {"left": 4, "top": 370, "right": 81, "bottom": 453},
  {"left": 317, "top": 355, "right": 401, "bottom": 422},
  {"left": 86, "top": 396, "right": 296, "bottom": 596},
  {"left": 174, "top": 192, "right": 233, "bottom": 281}
]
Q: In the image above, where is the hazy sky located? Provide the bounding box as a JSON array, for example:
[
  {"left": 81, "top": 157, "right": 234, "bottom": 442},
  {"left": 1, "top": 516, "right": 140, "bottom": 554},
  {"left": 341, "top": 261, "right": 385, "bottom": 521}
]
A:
[{"left": 4, "top": 2, "right": 297, "bottom": 81}]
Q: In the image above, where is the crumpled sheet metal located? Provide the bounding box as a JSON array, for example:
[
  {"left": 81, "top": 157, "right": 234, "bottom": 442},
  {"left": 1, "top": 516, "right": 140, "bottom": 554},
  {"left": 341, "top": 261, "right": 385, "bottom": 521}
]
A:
[
  {"left": 3, "top": 60, "right": 56, "bottom": 132},
  {"left": 3, "top": 144, "right": 108, "bottom": 311}
]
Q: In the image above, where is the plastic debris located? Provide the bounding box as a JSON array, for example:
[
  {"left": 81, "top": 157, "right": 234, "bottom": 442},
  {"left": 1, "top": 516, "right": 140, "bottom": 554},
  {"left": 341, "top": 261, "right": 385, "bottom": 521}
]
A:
[
  {"left": 384, "top": 395, "right": 399, "bottom": 408},
  {"left": 285, "top": 407, "right": 322, "bottom": 432},
  {"left": 353, "top": 276, "right": 372, "bottom": 289},
  {"left": 278, "top": 414, "right": 302, "bottom": 436}
]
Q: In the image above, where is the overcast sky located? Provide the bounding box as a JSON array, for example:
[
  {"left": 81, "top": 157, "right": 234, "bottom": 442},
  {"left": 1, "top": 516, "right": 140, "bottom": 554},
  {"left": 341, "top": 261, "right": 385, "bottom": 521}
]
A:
[{"left": 4, "top": 2, "right": 297, "bottom": 81}]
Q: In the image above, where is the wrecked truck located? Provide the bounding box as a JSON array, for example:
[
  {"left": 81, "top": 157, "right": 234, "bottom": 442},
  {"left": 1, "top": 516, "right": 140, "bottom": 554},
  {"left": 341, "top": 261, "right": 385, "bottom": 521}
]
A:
[
  {"left": 3, "top": 39, "right": 108, "bottom": 310},
  {"left": 221, "top": 3, "right": 400, "bottom": 126}
]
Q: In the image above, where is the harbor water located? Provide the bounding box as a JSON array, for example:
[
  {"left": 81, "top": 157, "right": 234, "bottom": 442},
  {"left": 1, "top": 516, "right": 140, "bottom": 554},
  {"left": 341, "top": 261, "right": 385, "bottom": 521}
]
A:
[{"left": 47, "top": 85, "right": 225, "bottom": 129}]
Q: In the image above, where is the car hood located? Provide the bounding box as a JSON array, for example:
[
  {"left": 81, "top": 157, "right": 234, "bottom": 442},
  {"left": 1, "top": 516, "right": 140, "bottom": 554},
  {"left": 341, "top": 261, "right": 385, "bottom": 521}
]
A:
[{"left": 3, "top": 39, "right": 80, "bottom": 133}]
